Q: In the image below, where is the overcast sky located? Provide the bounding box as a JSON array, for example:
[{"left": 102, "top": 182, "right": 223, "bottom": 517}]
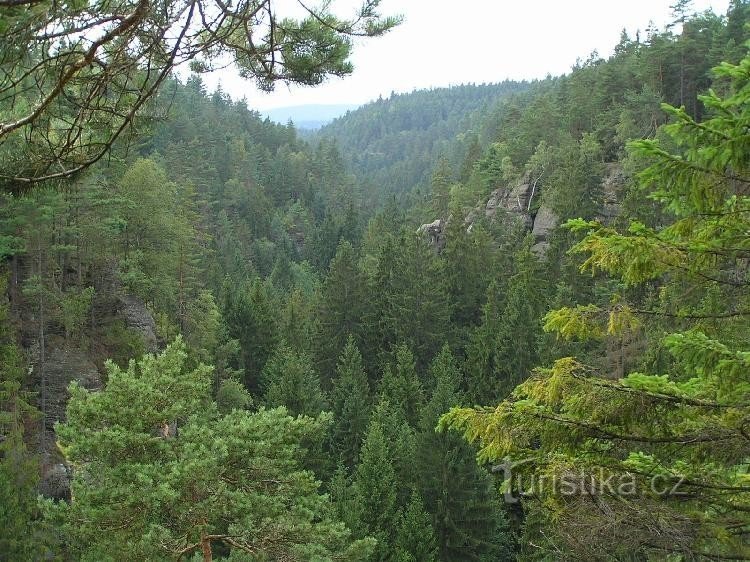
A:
[{"left": 198, "top": 0, "right": 730, "bottom": 110}]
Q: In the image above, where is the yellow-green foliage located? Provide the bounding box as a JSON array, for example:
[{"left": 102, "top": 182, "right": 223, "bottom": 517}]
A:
[{"left": 441, "top": 52, "right": 750, "bottom": 561}]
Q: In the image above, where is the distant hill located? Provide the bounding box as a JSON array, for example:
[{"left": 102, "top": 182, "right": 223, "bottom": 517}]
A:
[
  {"left": 261, "top": 104, "right": 360, "bottom": 129},
  {"left": 315, "top": 82, "right": 530, "bottom": 199}
]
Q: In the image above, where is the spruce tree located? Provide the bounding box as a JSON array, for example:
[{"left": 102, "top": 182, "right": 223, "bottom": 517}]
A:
[
  {"left": 316, "top": 240, "right": 367, "bottom": 380},
  {"left": 464, "top": 238, "right": 547, "bottom": 403},
  {"left": 353, "top": 418, "right": 399, "bottom": 561},
  {"left": 417, "top": 345, "right": 513, "bottom": 561},
  {"left": 330, "top": 336, "right": 371, "bottom": 468},
  {"left": 441, "top": 213, "right": 495, "bottom": 337},
  {"left": 383, "top": 234, "right": 452, "bottom": 369},
  {"left": 0, "top": 275, "right": 40, "bottom": 560},
  {"left": 442, "top": 54, "right": 750, "bottom": 560},
  {"left": 262, "top": 343, "right": 326, "bottom": 417},
  {"left": 223, "top": 278, "right": 280, "bottom": 392},
  {"left": 378, "top": 344, "right": 424, "bottom": 426},
  {"left": 393, "top": 492, "right": 439, "bottom": 562},
  {"left": 430, "top": 157, "right": 453, "bottom": 218}
]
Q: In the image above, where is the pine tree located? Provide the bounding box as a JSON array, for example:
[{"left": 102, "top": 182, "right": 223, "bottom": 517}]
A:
[
  {"left": 50, "top": 338, "right": 374, "bottom": 561},
  {"left": 330, "top": 336, "right": 371, "bottom": 468}
]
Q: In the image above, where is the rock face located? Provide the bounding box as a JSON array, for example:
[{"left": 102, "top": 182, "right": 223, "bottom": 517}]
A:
[
  {"left": 417, "top": 219, "right": 446, "bottom": 252},
  {"left": 419, "top": 163, "right": 624, "bottom": 257},
  {"left": 598, "top": 162, "right": 625, "bottom": 224},
  {"left": 40, "top": 463, "right": 72, "bottom": 502},
  {"left": 482, "top": 172, "right": 558, "bottom": 255},
  {"left": 530, "top": 204, "right": 558, "bottom": 255},
  {"left": 119, "top": 294, "right": 158, "bottom": 352},
  {"left": 31, "top": 342, "right": 101, "bottom": 500},
  {"left": 33, "top": 344, "right": 101, "bottom": 439},
  {"left": 484, "top": 173, "right": 536, "bottom": 229}
]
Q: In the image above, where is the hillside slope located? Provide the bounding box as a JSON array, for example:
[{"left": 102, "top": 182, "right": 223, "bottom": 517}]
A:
[{"left": 316, "top": 82, "right": 530, "bottom": 199}]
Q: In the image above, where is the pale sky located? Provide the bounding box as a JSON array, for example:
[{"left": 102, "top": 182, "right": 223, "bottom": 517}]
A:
[{"left": 198, "top": 0, "right": 731, "bottom": 110}]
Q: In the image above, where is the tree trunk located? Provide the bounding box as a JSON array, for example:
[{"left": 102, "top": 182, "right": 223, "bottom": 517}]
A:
[{"left": 200, "top": 532, "right": 212, "bottom": 562}]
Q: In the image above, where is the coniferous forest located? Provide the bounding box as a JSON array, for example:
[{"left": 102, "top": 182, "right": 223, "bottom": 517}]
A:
[{"left": 1, "top": 1, "right": 750, "bottom": 560}]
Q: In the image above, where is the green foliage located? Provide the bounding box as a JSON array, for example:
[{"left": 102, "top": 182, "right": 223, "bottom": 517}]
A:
[
  {"left": 0, "top": 0, "right": 398, "bottom": 189},
  {"left": 464, "top": 239, "right": 548, "bottom": 403},
  {"left": 315, "top": 241, "right": 367, "bottom": 379},
  {"left": 353, "top": 417, "right": 399, "bottom": 561},
  {"left": 367, "top": 234, "right": 451, "bottom": 370},
  {"left": 262, "top": 343, "right": 326, "bottom": 417},
  {"left": 0, "top": 274, "right": 40, "bottom": 560},
  {"left": 417, "top": 346, "right": 513, "bottom": 561},
  {"left": 442, "top": 52, "right": 750, "bottom": 560},
  {"left": 215, "top": 378, "right": 253, "bottom": 413},
  {"left": 393, "top": 492, "right": 438, "bottom": 562},
  {"left": 52, "top": 339, "right": 372, "bottom": 561},
  {"left": 60, "top": 286, "right": 94, "bottom": 343},
  {"left": 320, "top": 83, "right": 529, "bottom": 200},
  {"left": 330, "top": 336, "right": 371, "bottom": 468},
  {"left": 223, "top": 278, "right": 280, "bottom": 391},
  {"left": 378, "top": 344, "right": 424, "bottom": 427}
]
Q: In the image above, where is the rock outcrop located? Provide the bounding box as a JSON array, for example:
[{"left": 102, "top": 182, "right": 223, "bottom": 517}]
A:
[
  {"left": 420, "top": 163, "right": 626, "bottom": 256},
  {"left": 417, "top": 219, "right": 446, "bottom": 252},
  {"left": 119, "top": 294, "right": 158, "bottom": 352},
  {"left": 530, "top": 204, "right": 558, "bottom": 255},
  {"left": 31, "top": 342, "right": 101, "bottom": 500},
  {"left": 484, "top": 173, "right": 536, "bottom": 229},
  {"left": 598, "top": 162, "right": 625, "bottom": 224},
  {"left": 31, "top": 343, "right": 101, "bottom": 439}
]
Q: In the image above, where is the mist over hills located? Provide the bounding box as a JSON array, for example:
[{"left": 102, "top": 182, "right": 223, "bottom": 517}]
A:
[{"left": 261, "top": 103, "right": 361, "bottom": 129}]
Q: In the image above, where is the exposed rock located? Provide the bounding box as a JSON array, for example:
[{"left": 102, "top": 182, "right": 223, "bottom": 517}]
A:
[
  {"left": 31, "top": 342, "right": 101, "bottom": 501},
  {"left": 485, "top": 173, "right": 535, "bottom": 229},
  {"left": 598, "top": 162, "right": 625, "bottom": 224},
  {"left": 33, "top": 343, "right": 101, "bottom": 439},
  {"left": 40, "top": 463, "right": 72, "bottom": 502},
  {"left": 119, "top": 294, "right": 158, "bottom": 352},
  {"left": 531, "top": 204, "right": 558, "bottom": 255},
  {"left": 417, "top": 218, "right": 446, "bottom": 252},
  {"left": 422, "top": 163, "right": 622, "bottom": 257}
]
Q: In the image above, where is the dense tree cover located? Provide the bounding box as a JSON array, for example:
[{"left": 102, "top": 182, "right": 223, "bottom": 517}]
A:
[
  {"left": 318, "top": 82, "right": 530, "bottom": 201},
  {"left": 2, "top": 2, "right": 750, "bottom": 561},
  {"left": 443, "top": 24, "right": 750, "bottom": 562}
]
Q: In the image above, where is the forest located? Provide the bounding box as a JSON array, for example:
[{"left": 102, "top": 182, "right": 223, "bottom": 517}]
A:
[{"left": 1, "top": 0, "right": 749, "bottom": 560}]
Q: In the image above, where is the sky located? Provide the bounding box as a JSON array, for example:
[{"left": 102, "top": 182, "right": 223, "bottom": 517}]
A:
[{"left": 198, "top": 0, "right": 731, "bottom": 110}]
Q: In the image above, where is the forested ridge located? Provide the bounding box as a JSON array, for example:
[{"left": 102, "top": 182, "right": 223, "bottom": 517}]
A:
[{"left": 1, "top": 1, "right": 750, "bottom": 560}]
